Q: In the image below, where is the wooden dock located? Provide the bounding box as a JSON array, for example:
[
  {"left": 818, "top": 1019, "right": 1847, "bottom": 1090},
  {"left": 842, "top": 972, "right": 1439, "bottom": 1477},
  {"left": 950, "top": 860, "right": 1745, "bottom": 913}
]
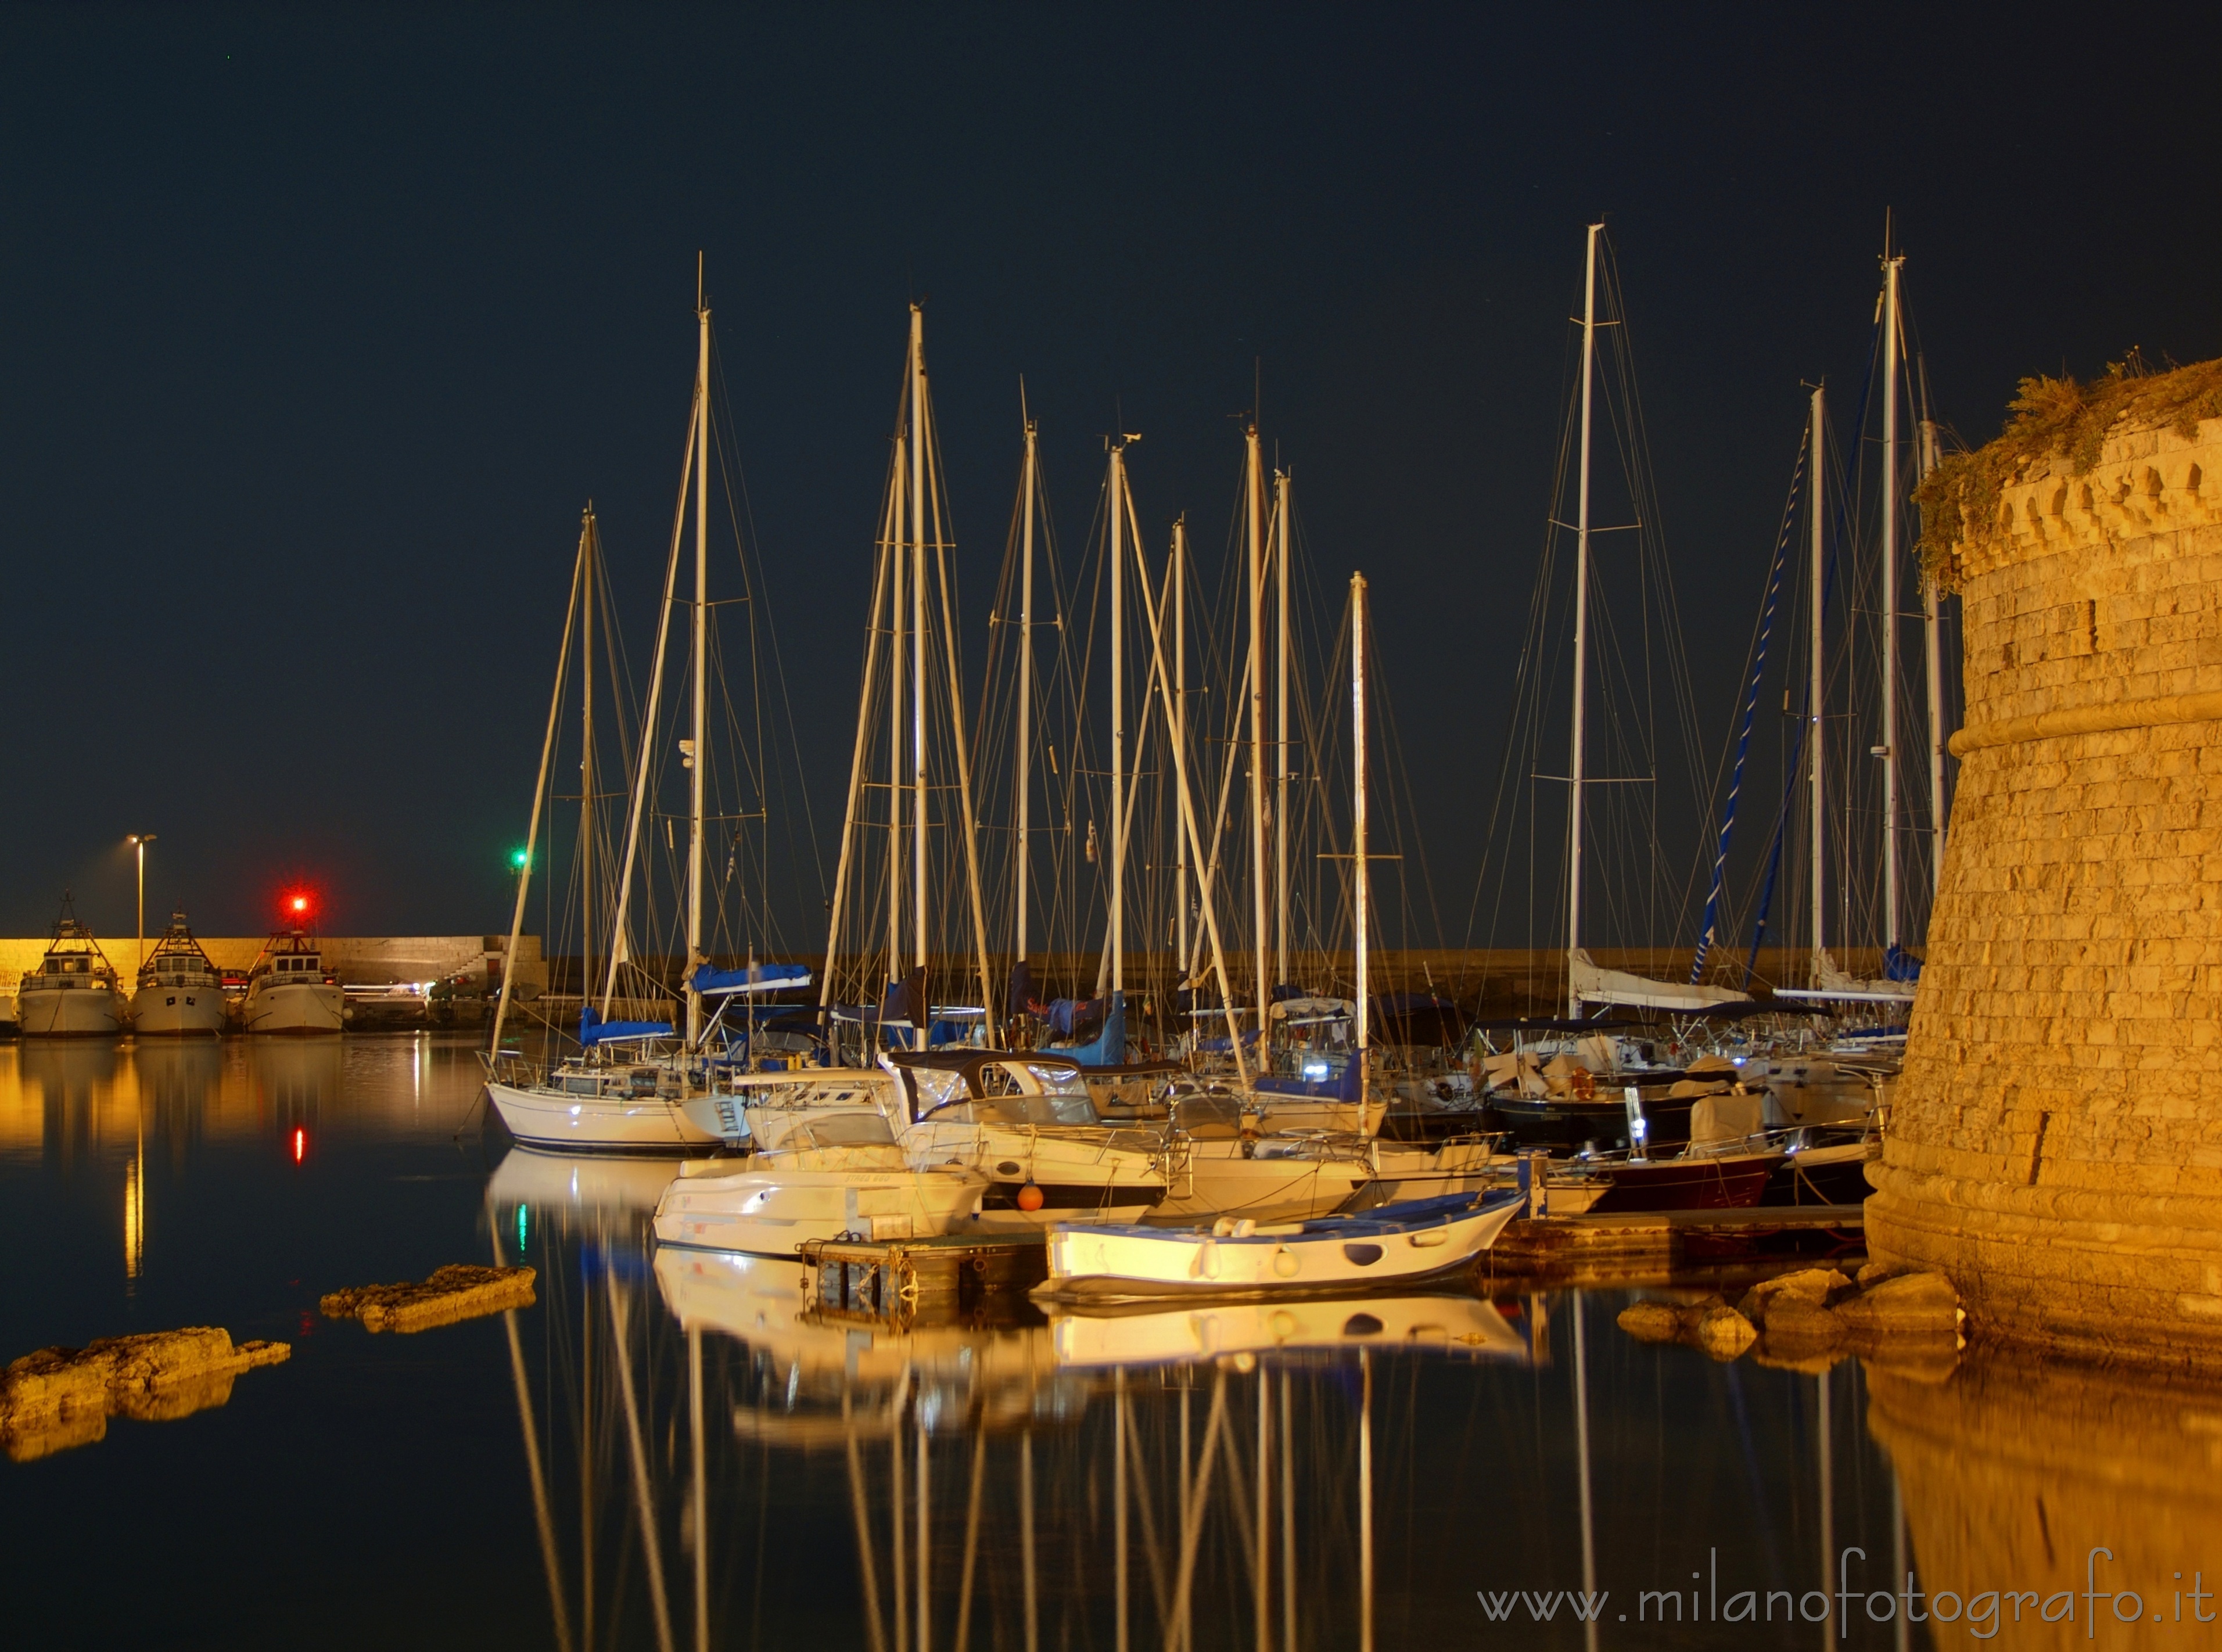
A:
[
  {"left": 1487, "top": 1204, "right": 1865, "bottom": 1283},
  {"left": 801, "top": 1232, "right": 1049, "bottom": 1326}
]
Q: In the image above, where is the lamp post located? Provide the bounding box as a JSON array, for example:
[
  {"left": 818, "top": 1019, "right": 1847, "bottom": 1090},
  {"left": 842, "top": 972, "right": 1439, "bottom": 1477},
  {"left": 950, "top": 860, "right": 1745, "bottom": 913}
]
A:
[{"left": 127, "top": 834, "right": 156, "bottom": 971}]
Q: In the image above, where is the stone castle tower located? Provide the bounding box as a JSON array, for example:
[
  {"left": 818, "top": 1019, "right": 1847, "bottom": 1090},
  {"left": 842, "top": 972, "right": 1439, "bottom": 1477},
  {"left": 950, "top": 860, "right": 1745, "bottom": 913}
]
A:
[{"left": 1867, "top": 394, "right": 2222, "bottom": 1367}]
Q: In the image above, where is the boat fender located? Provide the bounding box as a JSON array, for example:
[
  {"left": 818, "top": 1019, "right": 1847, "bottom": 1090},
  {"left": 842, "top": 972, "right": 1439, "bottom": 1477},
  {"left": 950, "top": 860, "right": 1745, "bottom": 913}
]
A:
[
  {"left": 1191, "top": 1238, "right": 1219, "bottom": 1279},
  {"left": 1272, "top": 1248, "right": 1300, "bottom": 1278},
  {"left": 1016, "top": 1183, "right": 1044, "bottom": 1212}
]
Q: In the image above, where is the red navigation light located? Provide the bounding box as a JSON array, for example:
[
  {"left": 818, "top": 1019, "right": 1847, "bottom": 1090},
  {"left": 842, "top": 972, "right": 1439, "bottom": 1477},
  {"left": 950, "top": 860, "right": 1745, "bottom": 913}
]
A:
[
  {"left": 291, "top": 896, "right": 308, "bottom": 913},
  {"left": 292, "top": 1127, "right": 306, "bottom": 1164}
]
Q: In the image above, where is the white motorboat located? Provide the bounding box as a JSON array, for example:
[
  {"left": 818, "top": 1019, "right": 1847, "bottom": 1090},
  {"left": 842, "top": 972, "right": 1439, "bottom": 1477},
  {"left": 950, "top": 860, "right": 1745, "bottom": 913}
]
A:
[
  {"left": 654, "top": 1127, "right": 988, "bottom": 1255},
  {"left": 1036, "top": 1188, "right": 1525, "bottom": 1303},
  {"left": 128, "top": 909, "right": 226, "bottom": 1036},
  {"left": 239, "top": 930, "right": 343, "bottom": 1034},
  {"left": 15, "top": 900, "right": 126, "bottom": 1037},
  {"left": 886, "top": 1051, "right": 1168, "bottom": 1227},
  {"left": 1048, "top": 1290, "right": 1528, "bottom": 1367}
]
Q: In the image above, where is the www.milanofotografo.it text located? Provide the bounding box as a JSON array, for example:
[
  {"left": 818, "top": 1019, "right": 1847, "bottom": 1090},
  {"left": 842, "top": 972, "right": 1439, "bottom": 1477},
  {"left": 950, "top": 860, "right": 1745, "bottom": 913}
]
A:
[{"left": 1478, "top": 1549, "right": 2218, "bottom": 1638}]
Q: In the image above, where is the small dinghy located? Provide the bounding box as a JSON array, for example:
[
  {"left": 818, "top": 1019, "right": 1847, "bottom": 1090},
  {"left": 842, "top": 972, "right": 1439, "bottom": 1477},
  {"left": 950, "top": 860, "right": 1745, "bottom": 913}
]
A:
[{"left": 1035, "top": 1188, "right": 1525, "bottom": 1304}]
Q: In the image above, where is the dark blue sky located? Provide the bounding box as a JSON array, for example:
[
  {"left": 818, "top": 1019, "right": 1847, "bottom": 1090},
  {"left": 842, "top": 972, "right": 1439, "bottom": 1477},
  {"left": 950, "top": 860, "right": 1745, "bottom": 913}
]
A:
[{"left": 5, "top": 3, "right": 2216, "bottom": 948}]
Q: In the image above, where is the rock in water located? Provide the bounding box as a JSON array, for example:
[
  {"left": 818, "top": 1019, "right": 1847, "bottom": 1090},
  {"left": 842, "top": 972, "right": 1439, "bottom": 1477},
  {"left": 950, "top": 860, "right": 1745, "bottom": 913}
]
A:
[
  {"left": 1692, "top": 1305, "right": 1758, "bottom": 1360},
  {"left": 0, "top": 1328, "right": 289, "bottom": 1461},
  {"left": 1736, "top": 1267, "right": 1853, "bottom": 1328},
  {"left": 1616, "top": 1301, "right": 1683, "bottom": 1342},
  {"left": 1833, "top": 1270, "right": 1961, "bottom": 1334},
  {"left": 321, "top": 1265, "right": 537, "bottom": 1333}
]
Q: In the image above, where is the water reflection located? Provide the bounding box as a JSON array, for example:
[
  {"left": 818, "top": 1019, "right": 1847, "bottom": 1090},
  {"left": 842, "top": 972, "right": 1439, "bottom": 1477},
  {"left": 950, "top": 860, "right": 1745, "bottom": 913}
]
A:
[
  {"left": 1871, "top": 1353, "right": 2222, "bottom": 1644},
  {"left": 492, "top": 1143, "right": 1940, "bottom": 1650}
]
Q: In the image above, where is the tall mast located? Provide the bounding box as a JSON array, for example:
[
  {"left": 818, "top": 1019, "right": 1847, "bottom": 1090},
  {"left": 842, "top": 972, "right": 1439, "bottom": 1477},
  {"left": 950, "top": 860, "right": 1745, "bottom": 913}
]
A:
[
  {"left": 1351, "top": 572, "right": 1370, "bottom": 1105},
  {"left": 1245, "top": 426, "right": 1269, "bottom": 1032},
  {"left": 491, "top": 531, "right": 586, "bottom": 1058},
  {"left": 1566, "top": 222, "right": 1600, "bottom": 1019},
  {"left": 910, "top": 306, "right": 929, "bottom": 978},
  {"left": 1808, "top": 385, "right": 1828, "bottom": 980},
  {"left": 686, "top": 276, "right": 708, "bottom": 1050},
  {"left": 1015, "top": 413, "right": 1037, "bottom": 965},
  {"left": 888, "top": 429, "right": 906, "bottom": 986},
  {"left": 1920, "top": 401, "right": 1948, "bottom": 898},
  {"left": 601, "top": 382, "right": 697, "bottom": 1012},
  {"left": 580, "top": 507, "right": 597, "bottom": 1024},
  {"left": 1108, "top": 442, "right": 1126, "bottom": 999},
  {"left": 1172, "top": 517, "right": 1188, "bottom": 972},
  {"left": 1880, "top": 250, "right": 1903, "bottom": 951},
  {"left": 1275, "top": 469, "right": 1292, "bottom": 990}
]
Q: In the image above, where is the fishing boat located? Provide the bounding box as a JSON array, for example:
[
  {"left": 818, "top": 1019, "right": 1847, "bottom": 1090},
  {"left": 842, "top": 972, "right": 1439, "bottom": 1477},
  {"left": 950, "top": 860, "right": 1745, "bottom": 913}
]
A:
[
  {"left": 238, "top": 929, "right": 344, "bottom": 1034},
  {"left": 15, "top": 898, "right": 126, "bottom": 1037},
  {"left": 128, "top": 909, "right": 225, "bottom": 1036},
  {"left": 1035, "top": 1187, "right": 1525, "bottom": 1303}
]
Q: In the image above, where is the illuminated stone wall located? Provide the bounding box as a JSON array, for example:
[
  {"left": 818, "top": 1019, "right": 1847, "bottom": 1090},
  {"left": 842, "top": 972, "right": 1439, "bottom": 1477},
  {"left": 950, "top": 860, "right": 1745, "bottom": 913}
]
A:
[{"left": 1867, "top": 414, "right": 2222, "bottom": 1366}]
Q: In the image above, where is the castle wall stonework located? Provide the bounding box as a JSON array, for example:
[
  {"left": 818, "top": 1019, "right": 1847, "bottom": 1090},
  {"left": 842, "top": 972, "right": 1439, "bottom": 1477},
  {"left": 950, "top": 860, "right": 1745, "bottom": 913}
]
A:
[{"left": 1866, "top": 416, "right": 2222, "bottom": 1367}]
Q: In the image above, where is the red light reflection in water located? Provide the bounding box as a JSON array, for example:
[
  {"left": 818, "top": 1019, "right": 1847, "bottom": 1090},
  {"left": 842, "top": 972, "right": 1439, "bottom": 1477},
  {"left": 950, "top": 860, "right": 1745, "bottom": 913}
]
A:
[{"left": 292, "top": 1127, "right": 306, "bottom": 1164}]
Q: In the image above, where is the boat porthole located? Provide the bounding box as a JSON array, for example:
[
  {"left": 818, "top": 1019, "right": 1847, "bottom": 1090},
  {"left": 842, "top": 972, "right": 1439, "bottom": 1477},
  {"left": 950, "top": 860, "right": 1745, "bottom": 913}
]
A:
[
  {"left": 1272, "top": 1248, "right": 1300, "bottom": 1278},
  {"left": 996, "top": 1161, "right": 1022, "bottom": 1176},
  {"left": 1341, "top": 1242, "right": 1384, "bottom": 1266},
  {"left": 1342, "top": 1312, "right": 1385, "bottom": 1336}
]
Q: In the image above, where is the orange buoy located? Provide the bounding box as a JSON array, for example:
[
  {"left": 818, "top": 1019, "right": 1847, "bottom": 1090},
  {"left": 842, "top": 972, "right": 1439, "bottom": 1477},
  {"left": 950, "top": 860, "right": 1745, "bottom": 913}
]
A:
[{"left": 1016, "top": 1183, "right": 1045, "bottom": 1212}]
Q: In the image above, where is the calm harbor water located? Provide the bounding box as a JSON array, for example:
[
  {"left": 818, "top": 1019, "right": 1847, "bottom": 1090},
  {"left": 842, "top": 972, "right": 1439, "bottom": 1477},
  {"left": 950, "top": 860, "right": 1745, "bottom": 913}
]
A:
[{"left": 2, "top": 1035, "right": 2204, "bottom": 1649}]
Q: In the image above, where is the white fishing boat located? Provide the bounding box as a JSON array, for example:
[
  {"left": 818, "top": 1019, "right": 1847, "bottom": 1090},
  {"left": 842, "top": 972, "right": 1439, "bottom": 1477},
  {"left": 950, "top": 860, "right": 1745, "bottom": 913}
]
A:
[
  {"left": 238, "top": 929, "right": 344, "bottom": 1034},
  {"left": 128, "top": 908, "right": 225, "bottom": 1036},
  {"left": 1036, "top": 1187, "right": 1525, "bottom": 1303},
  {"left": 15, "top": 899, "right": 126, "bottom": 1037}
]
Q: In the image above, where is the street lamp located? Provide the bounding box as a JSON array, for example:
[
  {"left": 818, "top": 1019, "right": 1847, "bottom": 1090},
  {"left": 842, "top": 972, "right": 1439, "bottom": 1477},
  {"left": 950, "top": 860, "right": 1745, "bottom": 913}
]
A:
[{"left": 126, "top": 834, "right": 157, "bottom": 971}]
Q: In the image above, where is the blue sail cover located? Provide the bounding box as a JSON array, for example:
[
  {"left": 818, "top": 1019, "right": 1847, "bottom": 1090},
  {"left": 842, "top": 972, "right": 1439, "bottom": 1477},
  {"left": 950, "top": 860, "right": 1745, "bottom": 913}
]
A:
[
  {"left": 579, "top": 1005, "right": 673, "bottom": 1047},
  {"left": 1047, "top": 991, "right": 1126, "bottom": 1067},
  {"left": 691, "top": 961, "right": 813, "bottom": 996}
]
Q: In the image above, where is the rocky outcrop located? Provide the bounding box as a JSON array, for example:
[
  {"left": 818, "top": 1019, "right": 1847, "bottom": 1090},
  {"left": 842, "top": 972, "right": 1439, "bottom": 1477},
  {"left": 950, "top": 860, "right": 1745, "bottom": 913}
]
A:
[
  {"left": 0, "top": 1327, "right": 289, "bottom": 1461},
  {"left": 321, "top": 1264, "right": 536, "bottom": 1333}
]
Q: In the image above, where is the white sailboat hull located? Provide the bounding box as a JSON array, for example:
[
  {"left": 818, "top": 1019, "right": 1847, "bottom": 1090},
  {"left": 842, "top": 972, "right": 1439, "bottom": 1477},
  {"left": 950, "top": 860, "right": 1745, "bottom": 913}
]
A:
[
  {"left": 240, "top": 980, "right": 344, "bottom": 1035},
  {"left": 15, "top": 986, "right": 125, "bottom": 1037},
  {"left": 1038, "top": 1190, "right": 1524, "bottom": 1302},
  {"left": 130, "top": 985, "right": 227, "bottom": 1036},
  {"left": 486, "top": 1079, "right": 722, "bottom": 1154},
  {"left": 1153, "top": 1141, "right": 1370, "bottom": 1223},
  {"left": 654, "top": 1162, "right": 986, "bottom": 1255}
]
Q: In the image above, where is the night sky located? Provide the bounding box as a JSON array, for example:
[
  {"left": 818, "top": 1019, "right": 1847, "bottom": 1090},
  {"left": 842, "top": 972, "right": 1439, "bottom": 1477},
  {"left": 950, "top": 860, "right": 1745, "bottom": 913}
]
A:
[{"left": 6, "top": 5, "right": 2218, "bottom": 953}]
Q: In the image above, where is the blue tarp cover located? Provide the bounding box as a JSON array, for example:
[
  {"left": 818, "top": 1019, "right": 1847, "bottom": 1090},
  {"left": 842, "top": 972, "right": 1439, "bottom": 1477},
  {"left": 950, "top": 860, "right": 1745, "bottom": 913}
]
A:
[
  {"left": 691, "top": 961, "right": 813, "bottom": 994},
  {"left": 579, "top": 1006, "right": 674, "bottom": 1047}
]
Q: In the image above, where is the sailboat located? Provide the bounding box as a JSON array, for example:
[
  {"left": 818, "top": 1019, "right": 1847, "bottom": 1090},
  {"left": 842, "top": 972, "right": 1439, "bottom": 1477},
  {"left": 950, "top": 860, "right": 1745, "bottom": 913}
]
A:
[
  {"left": 1041, "top": 572, "right": 1527, "bottom": 1295},
  {"left": 483, "top": 299, "right": 722, "bottom": 1153},
  {"left": 15, "top": 896, "right": 126, "bottom": 1037},
  {"left": 128, "top": 908, "right": 225, "bottom": 1036},
  {"left": 1773, "top": 236, "right": 1951, "bottom": 1014}
]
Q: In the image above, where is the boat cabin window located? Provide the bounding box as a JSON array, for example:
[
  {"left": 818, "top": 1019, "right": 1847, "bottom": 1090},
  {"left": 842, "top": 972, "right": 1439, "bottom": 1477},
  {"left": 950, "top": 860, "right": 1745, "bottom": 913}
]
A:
[
  {"left": 904, "top": 1066, "right": 970, "bottom": 1120},
  {"left": 560, "top": 1075, "right": 602, "bottom": 1096},
  {"left": 760, "top": 1112, "right": 898, "bottom": 1152}
]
